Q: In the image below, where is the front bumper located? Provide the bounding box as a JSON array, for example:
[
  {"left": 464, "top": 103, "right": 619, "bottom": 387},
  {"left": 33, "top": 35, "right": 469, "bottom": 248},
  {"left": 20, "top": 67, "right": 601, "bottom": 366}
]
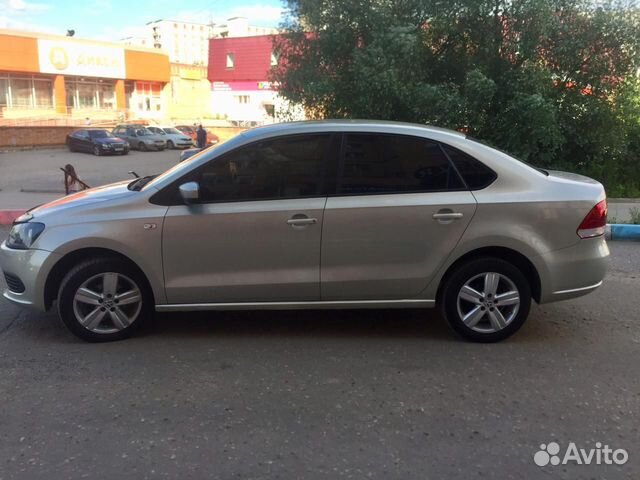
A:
[
  {"left": 536, "top": 236, "right": 610, "bottom": 304},
  {"left": 0, "top": 241, "right": 61, "bottom": 312}
]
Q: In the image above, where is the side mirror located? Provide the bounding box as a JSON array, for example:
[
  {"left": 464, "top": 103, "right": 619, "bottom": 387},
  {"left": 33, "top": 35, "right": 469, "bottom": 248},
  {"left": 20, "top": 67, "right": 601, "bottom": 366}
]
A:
[{"left": 179, "top": 181, "right": 200, "bottom": 204}]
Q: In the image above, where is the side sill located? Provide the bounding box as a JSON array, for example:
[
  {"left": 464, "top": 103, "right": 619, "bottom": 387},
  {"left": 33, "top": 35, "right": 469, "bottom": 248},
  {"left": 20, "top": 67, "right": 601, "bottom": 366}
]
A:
[{"left": 155, "top": 299, "right": 436, "bottom": 312}]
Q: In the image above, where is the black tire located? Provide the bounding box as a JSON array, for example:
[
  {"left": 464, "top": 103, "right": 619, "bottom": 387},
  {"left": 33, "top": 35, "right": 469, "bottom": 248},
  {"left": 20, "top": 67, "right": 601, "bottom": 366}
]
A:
[
  {"left": 166, "top": 140, "right": 174, "bottom": 149},
  {"left": 57, "top": 258, "right": 153, "bottom": 342},
  {"left": 93, "top": 145, "right": 101, "bottom": 156},
  {"left": 139, "top": 142, "right": 147, "bottom": 151},
  {"left": 439, "top": 257, "right": 531, "bottom": 343}
]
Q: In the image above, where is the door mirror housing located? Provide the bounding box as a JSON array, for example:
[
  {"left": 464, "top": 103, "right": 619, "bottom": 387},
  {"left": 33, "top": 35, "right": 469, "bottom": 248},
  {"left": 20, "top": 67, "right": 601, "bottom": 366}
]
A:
[{"left": 179, "top": 182, "right": 200, "bottom": 204}]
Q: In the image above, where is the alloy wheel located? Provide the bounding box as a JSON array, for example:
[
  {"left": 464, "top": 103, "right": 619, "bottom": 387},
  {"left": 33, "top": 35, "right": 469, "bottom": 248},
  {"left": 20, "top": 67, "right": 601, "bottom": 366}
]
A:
[
  {"left": 72, "top": 272, "right": 142, "bottom": 334},
  {"left": 456, "top": 272, "right": 520, "bottom": 333}
]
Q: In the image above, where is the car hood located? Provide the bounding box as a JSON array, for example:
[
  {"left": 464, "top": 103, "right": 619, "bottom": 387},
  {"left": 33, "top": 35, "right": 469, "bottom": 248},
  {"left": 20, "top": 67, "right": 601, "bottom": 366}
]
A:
[{"left": 28, "top": 180, "right": 136, "bottom": 220}]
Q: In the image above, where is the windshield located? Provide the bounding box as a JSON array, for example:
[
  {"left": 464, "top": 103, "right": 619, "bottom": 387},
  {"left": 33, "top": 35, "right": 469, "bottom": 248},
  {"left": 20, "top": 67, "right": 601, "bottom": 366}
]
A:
[
  {"left": 163, "top": 128, "right": 181, "bottom": 135},
  {"left": 88, "top": 130, "right": 112, "bottom": 138}
]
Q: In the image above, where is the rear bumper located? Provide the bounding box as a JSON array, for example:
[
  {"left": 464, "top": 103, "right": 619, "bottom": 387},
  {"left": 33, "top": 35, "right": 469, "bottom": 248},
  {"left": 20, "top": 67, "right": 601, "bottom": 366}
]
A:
[
  {"left": 0, "top": 241, "right": 60, "bottom": 312},
  {"left": 536, "top": 236, "right": 609, "bottom": 304}
]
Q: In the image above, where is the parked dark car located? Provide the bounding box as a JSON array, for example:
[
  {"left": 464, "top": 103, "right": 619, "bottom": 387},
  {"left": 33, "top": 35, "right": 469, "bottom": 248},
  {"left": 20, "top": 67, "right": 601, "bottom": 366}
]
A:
[
  {"left": 66, "top": 129, "right": 129, "bottom": 156},
  {"left": 175, "top": 125, "right": 220, "bottom": 146}
]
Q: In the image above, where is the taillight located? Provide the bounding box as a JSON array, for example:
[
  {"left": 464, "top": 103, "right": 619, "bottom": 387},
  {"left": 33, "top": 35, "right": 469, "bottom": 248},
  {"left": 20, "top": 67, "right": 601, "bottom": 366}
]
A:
[{"left": 577, "top": 199, "right": 607, "bottom": 239}]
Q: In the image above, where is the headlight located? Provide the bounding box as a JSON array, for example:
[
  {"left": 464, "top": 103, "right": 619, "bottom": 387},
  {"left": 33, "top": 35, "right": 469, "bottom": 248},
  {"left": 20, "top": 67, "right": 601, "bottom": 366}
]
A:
[
  {"left": 6, "top": 222, "right": 45, "bottom": 250},
  {"left": 124, "top": 142, "right": 130, "bottom": 147},
  {"left": 101, "top": 143, "right": 110, "bottom": 149}
]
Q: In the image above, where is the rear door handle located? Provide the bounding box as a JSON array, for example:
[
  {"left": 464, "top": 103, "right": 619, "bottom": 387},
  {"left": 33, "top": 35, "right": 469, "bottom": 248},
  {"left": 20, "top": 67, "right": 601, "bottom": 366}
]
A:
[
  {"left": 287, "top": 218, "right": 318, "bottom": 225},
  {"left": 432, "top": 212, "right": 464, "bottom": 220}
]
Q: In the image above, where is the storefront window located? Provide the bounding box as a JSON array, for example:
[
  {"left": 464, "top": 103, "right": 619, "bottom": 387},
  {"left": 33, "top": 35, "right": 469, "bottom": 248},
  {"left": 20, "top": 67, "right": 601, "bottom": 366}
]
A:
[
  {"left": 0, "top": 78, "right": 8, "bottom": 107},
  {"left": 65, "top": 78, "right": 116, "bottom": 110},
  {"left": 133, "top": 81, "right": 163, "bottom": 114},
  {"left": 98, "top": 83, "right": 115, "bottom": 109},
  {"left": 33, "top": 79, "right": 53, "bottom": 107},
  {"left": 11, "top": 78, "right": 33, "bottom": 107}
]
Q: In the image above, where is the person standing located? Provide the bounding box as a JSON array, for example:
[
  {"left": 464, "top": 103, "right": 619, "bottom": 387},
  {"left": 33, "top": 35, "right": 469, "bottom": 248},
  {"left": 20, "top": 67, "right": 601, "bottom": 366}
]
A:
[{"left": 196, "top": 124, "right": 207, "bottom": 149}]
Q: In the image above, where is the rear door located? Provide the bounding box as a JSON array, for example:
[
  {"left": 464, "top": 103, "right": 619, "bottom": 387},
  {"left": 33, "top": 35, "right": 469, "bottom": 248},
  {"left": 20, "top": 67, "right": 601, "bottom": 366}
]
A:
[{"left": 321, "top": 133, "right": 477, "bottom": 300}]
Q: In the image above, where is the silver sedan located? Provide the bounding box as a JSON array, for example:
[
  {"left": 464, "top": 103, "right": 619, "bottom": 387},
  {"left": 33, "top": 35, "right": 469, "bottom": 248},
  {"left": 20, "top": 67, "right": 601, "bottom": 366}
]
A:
[{"left": 0, "top": 120, "right": 609, "bottom": 342}]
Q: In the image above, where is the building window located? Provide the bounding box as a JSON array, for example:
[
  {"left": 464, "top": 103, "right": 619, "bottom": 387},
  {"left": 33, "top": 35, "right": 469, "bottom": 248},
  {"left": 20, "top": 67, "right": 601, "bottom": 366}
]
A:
[
  {"left": 64, "top": 78, "right": 116, "bottom": 110},
  {"left": 0, "top": 78, "right": 8, "bottom": 107},
  {"left": 226, "top": 53, "right": 235, "bottom": 69},
  {"left": 0, "top": 74, "right": 53, "bottom": 109},
  {"left": 235, "top": 95, "right": 250, "bottom": 105}
]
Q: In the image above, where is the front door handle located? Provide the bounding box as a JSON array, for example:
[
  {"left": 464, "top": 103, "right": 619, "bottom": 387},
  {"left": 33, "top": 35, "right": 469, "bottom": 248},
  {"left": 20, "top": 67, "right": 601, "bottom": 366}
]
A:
[
  {"left": 432, "top": 212, "right": 464, "bottom": 220},
  {"left": 287, "top": 214, "right": 318, "bottom": 227}
]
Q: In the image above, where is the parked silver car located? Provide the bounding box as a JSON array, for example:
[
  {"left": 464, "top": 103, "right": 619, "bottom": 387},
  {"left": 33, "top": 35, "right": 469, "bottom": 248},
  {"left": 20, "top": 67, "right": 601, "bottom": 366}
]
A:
[
  {"left": 0, "top": 121, "right": 609, "bottom": 342},
  {"left": 112, "top": 125, "right": 166, "bottom": 151},
  {"left": 146, "top": 126, "right": 194, "bottom": 149}
]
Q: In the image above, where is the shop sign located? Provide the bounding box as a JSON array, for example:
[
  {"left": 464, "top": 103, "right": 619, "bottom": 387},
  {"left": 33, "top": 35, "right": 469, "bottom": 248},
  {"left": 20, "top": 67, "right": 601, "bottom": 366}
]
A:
[{"left": 38, "top": 39, "right": 126, "bottom": 79}]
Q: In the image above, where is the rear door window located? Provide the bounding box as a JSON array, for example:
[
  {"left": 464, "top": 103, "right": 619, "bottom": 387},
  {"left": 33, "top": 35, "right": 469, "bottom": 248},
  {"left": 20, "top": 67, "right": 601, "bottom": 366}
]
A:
[{"left": 338, "top": 134, "right": 465, "bottom": 195}]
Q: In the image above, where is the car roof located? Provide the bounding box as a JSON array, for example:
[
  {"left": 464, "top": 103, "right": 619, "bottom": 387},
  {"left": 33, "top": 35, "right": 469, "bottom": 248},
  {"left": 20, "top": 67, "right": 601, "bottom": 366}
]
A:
[{"left": 240, "top": 120, "right": 466, "bottom": 141}]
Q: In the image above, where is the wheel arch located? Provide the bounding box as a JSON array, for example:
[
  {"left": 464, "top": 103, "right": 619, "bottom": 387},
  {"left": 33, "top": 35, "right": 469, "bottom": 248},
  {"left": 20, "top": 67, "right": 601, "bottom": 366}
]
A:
[
  {"left": 44, "top": 247, "right": 155, "bottom": 310},
  {"left": 435, "top": 246, "right": 542, "bottom": 305}
]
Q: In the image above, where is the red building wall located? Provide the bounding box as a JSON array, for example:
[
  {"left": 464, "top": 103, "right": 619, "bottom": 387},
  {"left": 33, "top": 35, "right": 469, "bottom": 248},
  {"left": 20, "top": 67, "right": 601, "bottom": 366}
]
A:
[{"left": 208, "top": 35, "right": 277, "bottom": 82}]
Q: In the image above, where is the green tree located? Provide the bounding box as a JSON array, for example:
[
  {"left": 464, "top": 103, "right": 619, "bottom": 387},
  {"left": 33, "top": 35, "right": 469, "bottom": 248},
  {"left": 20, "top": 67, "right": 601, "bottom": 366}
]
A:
[{"left": 272, "top": 0, "right": 640, "bottom": 195}]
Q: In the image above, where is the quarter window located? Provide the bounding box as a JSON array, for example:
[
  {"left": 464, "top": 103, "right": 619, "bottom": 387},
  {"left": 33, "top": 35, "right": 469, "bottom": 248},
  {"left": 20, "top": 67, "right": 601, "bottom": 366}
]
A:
[
  {"left": 193, "top": 134, "right": 331, "bottom": 202},
  {"left": 339, "top": 134, "right": 464, "bottom": 195},
  {"left": 442, "top": 145, "right": 497, "bottom": 189}
]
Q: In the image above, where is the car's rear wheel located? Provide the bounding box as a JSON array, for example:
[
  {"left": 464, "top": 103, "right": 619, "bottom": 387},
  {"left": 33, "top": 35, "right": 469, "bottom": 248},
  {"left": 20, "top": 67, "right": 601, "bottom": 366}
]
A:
[
  {"left": 93, "top": 145, "right": 101, "bottom": 156},
  {"left": 166, "top": 140, "right": 174, "bottom": 149},
  {"left": 139, "top": 142, "right": 147, "bottom": 151},
  {"left": 57, "top": 258, "right": 153, "bottom": 342},
  {"left": 440, "top": 257, "right": 531, "bottom": 342}
]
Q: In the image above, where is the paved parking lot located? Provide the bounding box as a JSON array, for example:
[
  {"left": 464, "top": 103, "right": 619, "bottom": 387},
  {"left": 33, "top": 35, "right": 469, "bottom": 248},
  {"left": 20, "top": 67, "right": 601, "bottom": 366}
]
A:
[
  {"left": 0, "top": 224, "right": 638, "bottom": 479},
  {"left": 0, "top": 148, "right": 182, "bottom": 209}
]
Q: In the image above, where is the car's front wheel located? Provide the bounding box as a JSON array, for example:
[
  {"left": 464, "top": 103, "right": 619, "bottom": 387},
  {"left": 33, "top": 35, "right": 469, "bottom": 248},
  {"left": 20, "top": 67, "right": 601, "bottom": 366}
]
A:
[
  {"left": 57, "top": 258, "right": 153, "bottom": 342},
  {"left": 93, "top": 145, "right": 101, "bottom": 156},
  {"left": 440, "top": 257, "right": 531, "bottom": 342},
  {"left": 166, "top": 140, "right": 174, "bottom": 149}
]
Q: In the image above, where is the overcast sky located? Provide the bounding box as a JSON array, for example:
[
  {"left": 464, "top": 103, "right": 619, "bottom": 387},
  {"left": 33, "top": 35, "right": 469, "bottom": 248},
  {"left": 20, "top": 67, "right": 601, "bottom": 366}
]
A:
[{"left": 0, "top": 0, "right": 286, "bottom": 41}]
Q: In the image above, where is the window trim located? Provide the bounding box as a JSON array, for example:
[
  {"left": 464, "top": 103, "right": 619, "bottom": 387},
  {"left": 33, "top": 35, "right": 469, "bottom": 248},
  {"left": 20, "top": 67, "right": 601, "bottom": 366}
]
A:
[
  {"left": 332, "top": 132, "right": 470, "bottom": 198},
  {"left": 150, "top": 132, "right": 340, "bottom": 206}
]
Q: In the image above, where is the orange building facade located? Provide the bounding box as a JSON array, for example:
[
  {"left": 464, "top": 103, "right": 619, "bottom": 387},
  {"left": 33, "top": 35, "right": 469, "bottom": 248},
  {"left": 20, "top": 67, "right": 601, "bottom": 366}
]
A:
[{"left": 0, "top": 30, "right": 170, "bottom": 124}]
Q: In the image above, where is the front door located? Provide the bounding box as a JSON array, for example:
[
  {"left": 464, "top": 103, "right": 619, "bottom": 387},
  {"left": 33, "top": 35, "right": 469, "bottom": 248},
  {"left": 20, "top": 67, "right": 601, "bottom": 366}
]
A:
[
  {"left": 162, "top": 133, "right": 334, "bottom": 304},
  {"left": 321, "top": 133, "right": 477, "bottom": 300}
]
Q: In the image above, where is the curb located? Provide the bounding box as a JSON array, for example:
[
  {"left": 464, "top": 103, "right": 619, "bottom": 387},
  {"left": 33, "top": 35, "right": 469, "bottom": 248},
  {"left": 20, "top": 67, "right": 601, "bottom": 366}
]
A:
[{"left": 606, "top": 224, "right": 640, "bottom": 242}]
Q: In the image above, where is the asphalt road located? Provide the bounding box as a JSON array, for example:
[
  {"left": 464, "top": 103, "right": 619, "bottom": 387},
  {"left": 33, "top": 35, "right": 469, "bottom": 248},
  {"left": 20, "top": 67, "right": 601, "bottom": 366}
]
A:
[{"left": 0, "top": 226, "right": 638, "bottom": 479}]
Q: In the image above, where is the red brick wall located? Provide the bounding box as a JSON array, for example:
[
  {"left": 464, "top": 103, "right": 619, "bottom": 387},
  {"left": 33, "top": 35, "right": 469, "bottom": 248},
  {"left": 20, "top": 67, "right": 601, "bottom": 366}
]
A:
[{"left": 0, "top": 126, "right": 76, "bottom": 149}]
